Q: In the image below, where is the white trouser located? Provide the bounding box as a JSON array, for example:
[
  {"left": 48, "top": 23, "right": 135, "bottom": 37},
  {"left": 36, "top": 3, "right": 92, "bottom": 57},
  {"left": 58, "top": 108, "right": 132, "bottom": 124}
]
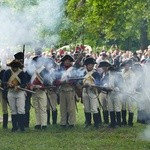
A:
[{"left": 8, "top": 89, "right": 25, "bottom": 115}]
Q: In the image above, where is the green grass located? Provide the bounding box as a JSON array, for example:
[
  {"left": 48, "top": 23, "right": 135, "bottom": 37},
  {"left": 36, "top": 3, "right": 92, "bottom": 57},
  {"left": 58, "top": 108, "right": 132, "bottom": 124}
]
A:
[{"left": 0, "top": 103, "right": 150, "bottom": 150}]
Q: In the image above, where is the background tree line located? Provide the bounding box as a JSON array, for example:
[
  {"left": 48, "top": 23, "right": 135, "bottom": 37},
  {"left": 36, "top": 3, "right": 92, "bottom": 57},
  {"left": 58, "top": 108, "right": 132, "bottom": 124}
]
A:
[{"left": 1, "top": 0, "right": 150, "bottom": 51}]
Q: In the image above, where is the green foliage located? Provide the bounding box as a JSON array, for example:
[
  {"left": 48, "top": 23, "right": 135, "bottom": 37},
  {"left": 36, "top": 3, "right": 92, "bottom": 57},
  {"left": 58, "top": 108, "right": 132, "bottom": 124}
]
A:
[{"left": 65, "top": 0, "right": 150, "bottom": 50}]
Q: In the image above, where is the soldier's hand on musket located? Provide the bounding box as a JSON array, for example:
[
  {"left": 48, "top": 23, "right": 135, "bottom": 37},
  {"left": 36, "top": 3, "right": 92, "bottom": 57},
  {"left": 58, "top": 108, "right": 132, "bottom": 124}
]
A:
[
  {"left": 33, "top": 85, "right": 42, "bottom": 89},
  {"left": 27, "top": 84, "right": 33, "bottom": 90},
  {"left": 54, "top": 80, "right": 61, "bottom": 86},
  {"left": 14, "top": 86, "right": 20, "bottom": 91},
  {"left": 82, "top": 83, "right": 90, "bottom": 88},
  {"left": 8, "top": 83, "right": 15, "bottom": 88}
]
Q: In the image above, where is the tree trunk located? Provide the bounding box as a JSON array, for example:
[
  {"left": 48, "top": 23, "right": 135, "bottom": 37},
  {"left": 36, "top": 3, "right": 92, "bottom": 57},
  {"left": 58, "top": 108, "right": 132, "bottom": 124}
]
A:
[{"left": 140, "top": 19, "right": 148, "bottom": 50}]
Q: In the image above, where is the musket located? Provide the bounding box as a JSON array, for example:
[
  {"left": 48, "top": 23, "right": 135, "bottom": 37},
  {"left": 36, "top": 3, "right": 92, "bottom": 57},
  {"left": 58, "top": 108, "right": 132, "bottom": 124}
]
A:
[
  {"left": 0, "top": 87, "right": 4, "bottom": 91},
  {"left": 91, "top": 85, "right": 113, "bottom": 93},
  {"left": 46, "top": 93, "right": 54, "bottom": 111},
  {"left": 68, "top": 77, "right": 85, "bottom": 81},
  {"left": 75, "top": 100, "right": 78, "bottom": 113},
  {"left": 30, "top": 85, "right": 56, "bottom": 90},
  {"left": 23, "top": 45, "right": 25, "bottom": 64},
  {"left": 17, "top": 87, "right": 36, "bottom": 94},
  {"left": 74, "top": 95, "right": 79, "bottom": 113},
  {"left": 58, "top": 78, "right": 84, "bottom": 86},
  {"left": 44, "top": 85, "right": 56, "bottom": 89}
]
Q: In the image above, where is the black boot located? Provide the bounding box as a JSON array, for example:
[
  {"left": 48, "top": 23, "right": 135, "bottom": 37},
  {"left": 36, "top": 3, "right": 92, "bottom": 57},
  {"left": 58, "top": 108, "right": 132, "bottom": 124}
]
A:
[
  {"left": 97, "top": 108, "right": 102, "bottom": 125},
  {"left": 93, "top": 113, "right": 99, "bottom": 129},
  {"left": 66, "top": 112, "right": 69, "bottom": 125},
  {"left": 47, "top": 110, "right": 50, "bottom": 125},
  {"left": 18, "top": 114, "right": 25, "bottom": 132},
  {"left": 52, "top": 110, "right": 57, "bottom": 125},
  {"left": 24, "top": 111, "right": 30, "bottom": 128},
  {"left": 11, "top": 115, "right": 18, "bottom": 132},
  {"left": 84, "top": 112, "right": 87, "bottom": 124},
  {"left": 128, "top": 113, "right": 134, "bottom": 127},
  {"left": 109, "top": 111, "right": 116, "bottom": 128},
  {"left": 121, "top": 110, "right": 127, "bottom": 126},
  {"left": 3, "top": 114, "right": 8, "bottom": 129},
  {"left": 103, "top": 111, "right": 109, "bottom": 124},
  {"left": 116, "top": 112, "right": 121, "bottom": 127},
  {"left": 84, "top": 112, "right": 91, "bottom": 128}
]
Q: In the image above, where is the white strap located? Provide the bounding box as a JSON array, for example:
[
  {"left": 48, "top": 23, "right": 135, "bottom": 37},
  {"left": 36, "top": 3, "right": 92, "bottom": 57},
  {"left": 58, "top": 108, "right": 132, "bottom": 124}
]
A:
[
  {"left": 31, "top": 66, "right": 44, "bottom": 84},
  {"left": 8, "top": 69, "right": 21, "bottom": 84}
]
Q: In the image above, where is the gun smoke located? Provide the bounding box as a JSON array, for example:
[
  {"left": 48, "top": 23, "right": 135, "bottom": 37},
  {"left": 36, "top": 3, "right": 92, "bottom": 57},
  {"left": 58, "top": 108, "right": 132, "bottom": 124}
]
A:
[{"left": 0, "top": 0, "right": 65, "bottom": 48}]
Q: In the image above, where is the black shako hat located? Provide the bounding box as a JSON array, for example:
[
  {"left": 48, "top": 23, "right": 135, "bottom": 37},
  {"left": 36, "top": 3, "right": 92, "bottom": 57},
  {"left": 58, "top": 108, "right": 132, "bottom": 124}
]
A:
[
  {"left": 132, "top": 63, "right": 143, "bottom": 72},
  {"left": 98, "top": 61, "right": 111, "bottom": 68},
  {"left": 120, "top": 59, "right": 133, "bottom": 67},
  {"left": 60, "top": 54, "right": 74, "bottom": 62},
  {"left": 83, "top": 57, "right": 97, "bottom": 65},
  {"left": 34, "top": 47, "right": 42, "bottom": 56},
  {"left": 32, "top": 56, "right": 41, "bottom": 62},
  {"left": 7, "top": 60, "right": 23, "bottom": 68},
  {"left": 14, "top": 52, "right": 24, "bottom": 60}
]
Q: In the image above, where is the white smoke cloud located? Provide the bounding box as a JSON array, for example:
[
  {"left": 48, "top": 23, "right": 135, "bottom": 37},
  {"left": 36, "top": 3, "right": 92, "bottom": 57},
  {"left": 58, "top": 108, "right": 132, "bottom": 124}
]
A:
[
  {"left": 139, "top": 126, "right": 150, "bottom": 141},
  {"left": 60, "top": 67, "right": 86, "bottom": 81},
  {"left": 0, "top": 0, "right": 65, "bottom": 48},
  {"left": 0, "top": 0, "right": 65, "bottom": 68}
]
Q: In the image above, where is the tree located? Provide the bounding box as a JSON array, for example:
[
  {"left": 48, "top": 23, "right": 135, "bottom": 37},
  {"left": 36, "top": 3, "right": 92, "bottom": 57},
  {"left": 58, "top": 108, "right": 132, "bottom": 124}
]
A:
[{"left": 65, "top": 0, "right": 150, "bottom": 51}]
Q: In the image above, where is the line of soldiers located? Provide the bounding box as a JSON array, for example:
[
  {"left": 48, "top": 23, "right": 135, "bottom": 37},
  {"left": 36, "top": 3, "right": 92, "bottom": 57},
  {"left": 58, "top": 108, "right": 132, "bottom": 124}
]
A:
[{"left": 0, "top": 50, "right": 150, "bottom": 132}]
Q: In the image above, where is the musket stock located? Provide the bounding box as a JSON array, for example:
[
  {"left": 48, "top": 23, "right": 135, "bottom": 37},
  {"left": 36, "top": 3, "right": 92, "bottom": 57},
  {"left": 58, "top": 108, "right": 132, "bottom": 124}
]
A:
[
  {"left": 17, "top": 87, "right": 36, "bottom": 94},
  {"left": 44, "top": 86, "right": 56, "bottom": 89},
  {"left": 91, "top": 85, "right": 113, "bottom": 93},
  {"left": 68, "top": 77, "right": 85, "bottom": 80},
  {"left": 0, "top": 87, "right": 4, "bottom": 91}
]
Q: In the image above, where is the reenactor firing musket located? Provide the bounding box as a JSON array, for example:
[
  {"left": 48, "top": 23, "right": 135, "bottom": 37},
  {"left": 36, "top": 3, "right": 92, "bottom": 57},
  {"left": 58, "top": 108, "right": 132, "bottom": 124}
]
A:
[
  {"left": 92, "top": 85, "right": 137, "bottom": 98},
  {"left": 94, "top": 85, "right": 139, "bottom": 102},
  {"left": 3, "top": 81, "right": 36, "bottom": 93}
]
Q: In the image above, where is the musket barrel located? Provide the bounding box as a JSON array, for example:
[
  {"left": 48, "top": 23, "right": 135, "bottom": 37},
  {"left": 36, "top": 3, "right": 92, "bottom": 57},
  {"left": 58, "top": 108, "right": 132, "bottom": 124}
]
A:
[
  {"left": 0, "top": 87, "right": 4, "bottom": 91},
  {"left": 91, "top": 85, "right": 113, "bottom": 92},
  {"left": 17, "top": 87, "right": 36, "bottom": 94}
]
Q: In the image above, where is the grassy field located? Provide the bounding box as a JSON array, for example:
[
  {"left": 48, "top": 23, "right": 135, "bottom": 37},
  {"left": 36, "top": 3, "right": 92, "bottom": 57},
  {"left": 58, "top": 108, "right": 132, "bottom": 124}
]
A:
[{"left": 0, "top": 103, "right": 150, "bottom": 150}]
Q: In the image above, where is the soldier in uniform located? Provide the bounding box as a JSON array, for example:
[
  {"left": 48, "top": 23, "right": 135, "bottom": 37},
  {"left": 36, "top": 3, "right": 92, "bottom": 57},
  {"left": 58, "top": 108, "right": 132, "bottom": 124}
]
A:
[
  {"left": 132, "top": 63, "right": 147, "bottom": 124},
  {"left": 121, "top": 59, "right": 135, "bottom": 127},
  {"left": 99, "top": 61, "right": 123, "bottom": 128},
  {"left": 82, "top": 57, "right": 101, "bottom": 129},
  {"left": 28, "top": 56, "right": 48, "bottom": 130},
  {"left": 44, "top": 57, "right": 58, "bottom": 125},
  {"left": 3, "top": 60, "right": 26, "bottom": 132},
  {"left": 54, "top": 54, "right": 76, "bottom": 128},
  {"left": 0, "top": 68, "right": 9, "bottom": 129},
  {"left": 14, "top": 52, "right": 32, "bottom": 128},
  {"left": 98, "top": 61, "right": 111, "bottom": 125}
]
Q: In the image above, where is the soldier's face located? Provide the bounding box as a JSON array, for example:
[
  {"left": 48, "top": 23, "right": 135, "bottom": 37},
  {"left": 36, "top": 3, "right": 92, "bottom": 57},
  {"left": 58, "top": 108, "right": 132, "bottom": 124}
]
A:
[
  {"left": 64, "top": 59, "right": 72, "bottom": 67},
  {"left": 124, "top": 65, "right": 130, "bottom": 70},
  {"left": 86, "top": 64, "right": 94, "bottom": 71},
  {"left": 102, "top": 67, "right": 108, "bottom": 72},
  {"left": 11, "top": 67, "right": 19, "bottom": 72}
]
